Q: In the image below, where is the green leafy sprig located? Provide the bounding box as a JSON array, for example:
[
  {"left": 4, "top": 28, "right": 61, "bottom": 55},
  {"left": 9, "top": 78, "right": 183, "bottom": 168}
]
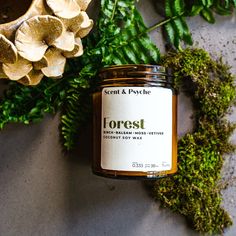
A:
[
  {"left": 0, "top": 78, "right": 65, "bottom": 128},
  {"left": 161, "top": 0, "right": 235, "bottom": 49}
]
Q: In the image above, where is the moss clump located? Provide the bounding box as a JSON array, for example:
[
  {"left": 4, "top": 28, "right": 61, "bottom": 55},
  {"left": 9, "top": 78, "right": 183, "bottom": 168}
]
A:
[{"left": 153, "top": 48, "right": 236, "bottom": 234}]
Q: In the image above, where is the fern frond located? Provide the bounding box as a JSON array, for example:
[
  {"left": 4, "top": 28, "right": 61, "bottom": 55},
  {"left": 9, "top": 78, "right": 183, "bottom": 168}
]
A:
[
  {"left": 164, "top": 0, "right": 191, "bottom": 49},
  {"left": 0, "top": 79, "right": 65, "bottom": 129},
  {"left": 61, "top": 78, "right": 92, "bottom": 150},
  {"left": 162, "top": 0, "right": 235, "bottom": 49}
]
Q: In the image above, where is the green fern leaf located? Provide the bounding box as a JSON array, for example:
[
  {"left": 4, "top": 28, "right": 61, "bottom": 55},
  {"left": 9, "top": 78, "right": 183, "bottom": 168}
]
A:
[
  {"left": 180, "top": 17, "right": 193, "bottom": 45},
  {"left": 0, "top": 79, "right": 64, "bottom": 129},
  {"left": 165, "top": 22, "right": 175, "bottom": 45},
  {"left": 165, "top": 0, "right": 173, "bottom": 17},
  {"left": 173, "top": 0, "right": 185, "bottom": 15},
  {"left": 163, "top": 15, "right": 192, "bottom": 49},
  {"left": 61, "top": 85, "right": 92, "bottom": 150},
  {"left": 201, "top": 0, "right": 214, "bottom": 7},
  {"left": 129, "top": 41, "right": 151, "bottom": 63},
  {"left": 112, "top": 50, "right": 129, "bottom": 64},
  {"left": 122, "top": 45, "right": 140, "bottom": 64},
  {"left": 190, "top": 5, "right": 204, "bottom": 15},
  {"left": 173, "top": 18, "right": 185, "bottom": 39},
  {"left": 201, "top": 8, "right": 216, "bottom": 23},
  {"left": 168, "top": 19, "right": 184, "bottom": 49},
  {"left": 138, "top": 37, "right": 160, "bottom": 63}
]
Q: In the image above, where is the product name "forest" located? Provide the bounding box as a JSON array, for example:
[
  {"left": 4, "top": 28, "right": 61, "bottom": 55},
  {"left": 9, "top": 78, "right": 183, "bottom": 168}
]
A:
[{"left": 103, "top": 118, "right": 145, "bottom": 129}]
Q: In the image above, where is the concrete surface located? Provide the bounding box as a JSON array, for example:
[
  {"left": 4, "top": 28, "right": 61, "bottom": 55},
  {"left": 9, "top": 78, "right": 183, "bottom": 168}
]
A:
[{"left": 0, "top": 1, "right": 235, "bottom": 235}]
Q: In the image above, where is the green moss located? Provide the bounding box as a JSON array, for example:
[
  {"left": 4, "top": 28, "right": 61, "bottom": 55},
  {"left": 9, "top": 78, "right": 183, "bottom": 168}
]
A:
[{"left": 153, "top": 48, "right": 236, "bottom": 234}]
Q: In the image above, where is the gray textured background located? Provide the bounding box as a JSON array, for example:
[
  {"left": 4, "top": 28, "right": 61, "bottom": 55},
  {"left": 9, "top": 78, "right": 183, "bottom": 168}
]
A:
[{"left": 0, "top": 1, "right": 235, "bottom": 235}]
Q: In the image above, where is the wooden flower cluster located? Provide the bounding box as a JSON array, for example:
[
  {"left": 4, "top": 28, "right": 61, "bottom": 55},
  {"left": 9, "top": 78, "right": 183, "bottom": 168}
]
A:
[{"left": 0, "top": 0, "right": 93, "bottom": 85}]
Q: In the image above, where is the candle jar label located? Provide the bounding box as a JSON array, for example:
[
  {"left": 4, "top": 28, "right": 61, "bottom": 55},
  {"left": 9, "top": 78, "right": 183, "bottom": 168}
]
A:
[{"left": 101, "top": 87, "right": 173, "bottom": 172}]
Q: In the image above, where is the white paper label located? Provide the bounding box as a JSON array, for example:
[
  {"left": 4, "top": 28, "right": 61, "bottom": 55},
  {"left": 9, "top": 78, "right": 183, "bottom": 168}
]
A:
[{"left": 101, "top": 87, "right": 173, "bottom": 172}]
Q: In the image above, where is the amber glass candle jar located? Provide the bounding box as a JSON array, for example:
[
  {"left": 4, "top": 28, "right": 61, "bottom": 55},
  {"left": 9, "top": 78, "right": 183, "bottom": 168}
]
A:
[{"left": 92, "top": 65, "right": 177, "bottom": 179}]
